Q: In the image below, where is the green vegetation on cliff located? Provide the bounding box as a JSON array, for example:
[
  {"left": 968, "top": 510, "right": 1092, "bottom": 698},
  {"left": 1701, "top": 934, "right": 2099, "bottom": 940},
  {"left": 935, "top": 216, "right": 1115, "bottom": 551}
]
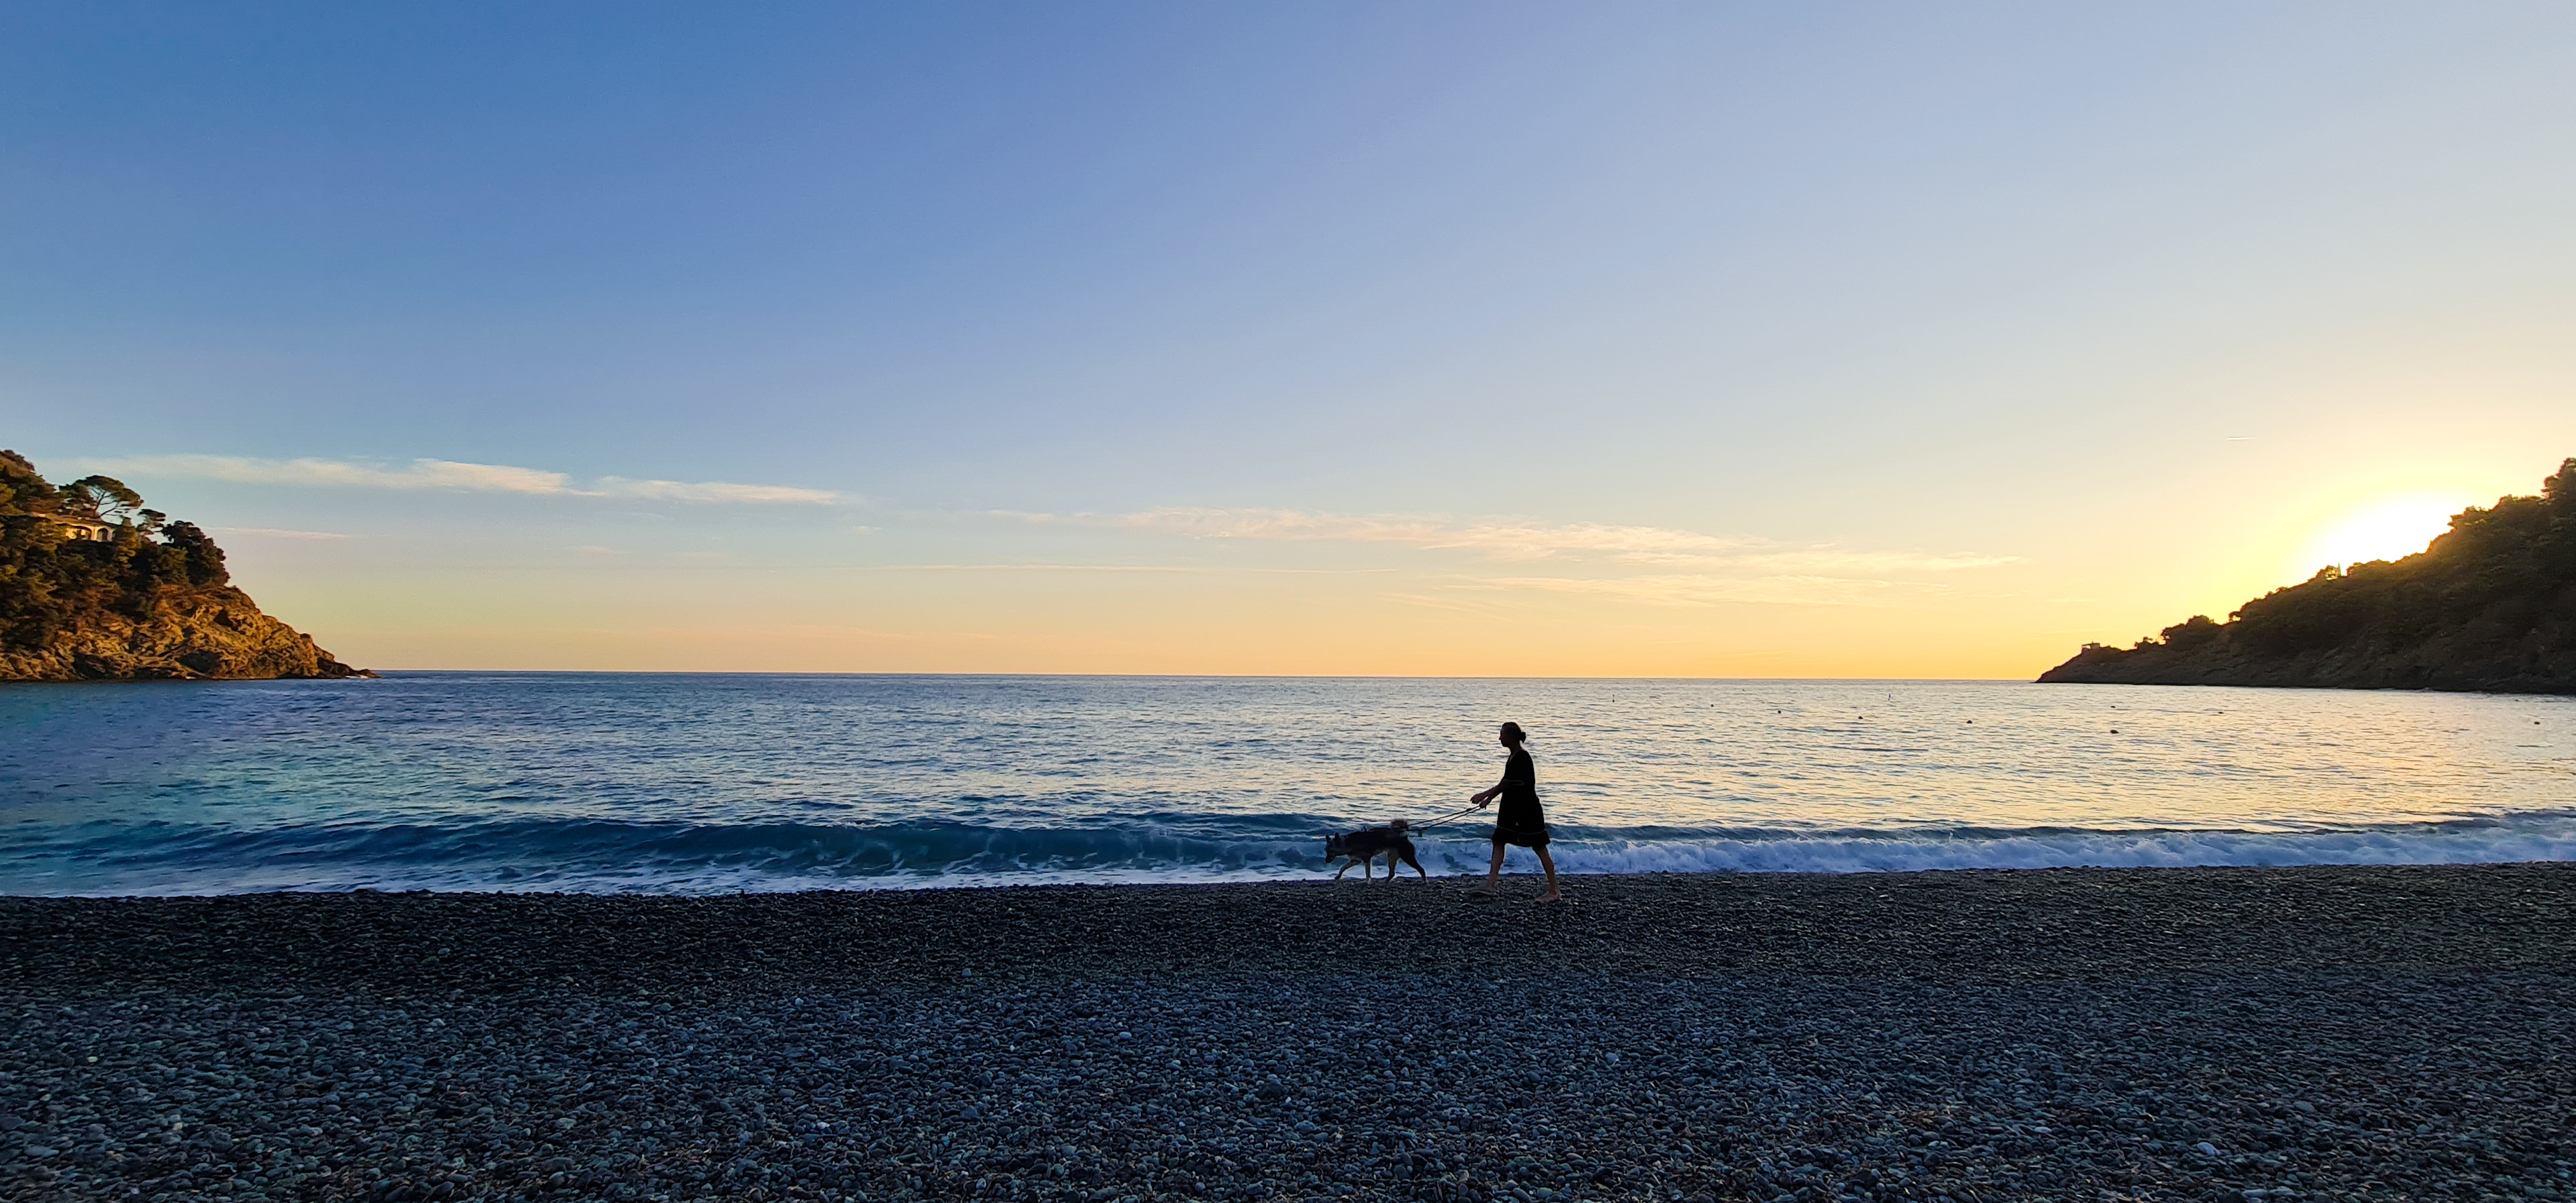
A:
[
  {"left": 2042, "top": 457, "right": 2576, "bottom": 693},
  {"left": 0, "top": 449, "right": 365, "bottom": 681}
]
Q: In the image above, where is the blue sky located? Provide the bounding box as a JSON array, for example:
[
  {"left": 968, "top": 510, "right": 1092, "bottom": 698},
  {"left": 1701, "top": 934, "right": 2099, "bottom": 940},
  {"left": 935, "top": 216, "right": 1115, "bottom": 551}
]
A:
[{"left": 7, "top": 3, "right": 2573, "bottom": 673}]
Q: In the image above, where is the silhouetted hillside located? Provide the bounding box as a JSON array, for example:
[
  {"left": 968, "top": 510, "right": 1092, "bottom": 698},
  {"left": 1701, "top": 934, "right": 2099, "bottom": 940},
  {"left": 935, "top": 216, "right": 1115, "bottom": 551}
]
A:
[
  {"left": 2041, "top": 457, "right": 2576, "bottom": 694},
  {"left": 0, "top": 449, "right": 366, "bottom": 681}
]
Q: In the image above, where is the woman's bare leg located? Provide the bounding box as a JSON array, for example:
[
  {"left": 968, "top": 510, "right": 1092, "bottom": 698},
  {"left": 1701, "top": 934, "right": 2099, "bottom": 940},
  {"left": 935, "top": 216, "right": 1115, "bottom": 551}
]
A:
[
  {"left": 1533, "top": 846, "right": 1563, "bottom": 903},
  {"left": 1471, "top": 842, "right": 1506, "bottom": 894}
]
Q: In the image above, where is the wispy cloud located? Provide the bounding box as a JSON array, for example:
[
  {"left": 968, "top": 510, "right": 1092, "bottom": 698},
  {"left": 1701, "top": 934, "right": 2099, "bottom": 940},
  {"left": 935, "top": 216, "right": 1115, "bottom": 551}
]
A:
[
  {"left": 79, "top": 455, "right": 840, "bottom": 505},
  {"left": 998, "top": 505, "right": 2017, "bottom": 609},
  {"left": 1628, "top": 548, "right": 2023, "bottom": 573},
  {"left": 591, "top": 477, "right": 839, "bottom": 505},
  {"left": 1015, "top": 506, "right": 2015, "bottom": 572},
  {"left": 1470, "top": 574, "right": 1957, "bottom": 609},
  {"left": 207, "top": 526, "right": 351, "bottom": 540},
  {"left": 1088, "top": 508, "right": 1750, "bottom": 560},
  {"left": 92, "top": 455, "right": 571, "bottom": 494},
  {"left": 852, "top": 562, "right": 1378, "bottom": 575}
]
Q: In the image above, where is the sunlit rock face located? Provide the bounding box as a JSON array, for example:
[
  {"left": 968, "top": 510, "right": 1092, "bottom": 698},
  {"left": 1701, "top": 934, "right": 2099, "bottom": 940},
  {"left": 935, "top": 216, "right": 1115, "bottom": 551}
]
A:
[{"left": 0, "top": 586, "right": 366, "bottom": 681}]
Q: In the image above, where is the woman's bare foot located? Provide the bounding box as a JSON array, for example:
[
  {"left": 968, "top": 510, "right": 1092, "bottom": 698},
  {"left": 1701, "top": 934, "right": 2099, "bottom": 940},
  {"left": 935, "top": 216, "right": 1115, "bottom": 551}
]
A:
[
  {"left": 1532, "top": 889, "right": 1564, "bottom": 904},
  {"left": 1466, "top": 884, "right": 1502, "bottom": 898}
]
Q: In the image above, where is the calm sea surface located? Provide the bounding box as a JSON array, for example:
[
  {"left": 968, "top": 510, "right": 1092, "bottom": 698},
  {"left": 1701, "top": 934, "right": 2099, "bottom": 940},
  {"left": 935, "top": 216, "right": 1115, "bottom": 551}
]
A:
[{"left": 3, "top": 673, "right": 2571, "bottom": 894}]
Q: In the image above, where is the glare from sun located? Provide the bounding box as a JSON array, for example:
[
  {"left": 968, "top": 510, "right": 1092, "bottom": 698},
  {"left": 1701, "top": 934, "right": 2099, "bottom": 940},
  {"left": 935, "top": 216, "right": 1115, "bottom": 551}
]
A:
[{"left": 2294, "top": 494, "right": 2472, "bottom": 578}]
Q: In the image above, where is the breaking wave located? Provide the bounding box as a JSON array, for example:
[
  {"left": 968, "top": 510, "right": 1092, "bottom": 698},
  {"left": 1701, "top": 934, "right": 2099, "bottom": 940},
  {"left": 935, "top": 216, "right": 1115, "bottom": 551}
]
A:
[{"left": 11, "top": 810, "right": 2574, "bottom": 896}]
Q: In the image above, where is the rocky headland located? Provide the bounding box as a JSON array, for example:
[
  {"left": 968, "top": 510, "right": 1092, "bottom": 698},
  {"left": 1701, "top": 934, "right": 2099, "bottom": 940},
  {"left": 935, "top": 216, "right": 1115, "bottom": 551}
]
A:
[
  {"left": 2042, "top": 456, "right": 2576, "bottom": 693},
  {"left": 0, "top": 449, "right": 367, "bottom": 681}
]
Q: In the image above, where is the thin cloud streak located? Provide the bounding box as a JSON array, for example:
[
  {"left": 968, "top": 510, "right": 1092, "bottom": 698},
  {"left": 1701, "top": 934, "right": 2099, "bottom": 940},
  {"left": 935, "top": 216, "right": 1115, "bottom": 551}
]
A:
[
  {"left": 1471, "top": 574, "right": 1959, "bottom": 609},
  {"left": 79, "top": 454, "right": 840, "bottom": 505},
  {"left": 852, "top": 563, "right": 1382, "bottom": 575},
  {"left": 1100, "top": 508, "right": 1750, "bottom": 560},
  {"left": 207, "top": 526, "right": 351, "bottom": 540},
  {"left": 1014, "top": 506, "right": 2016, "bottom": 572},
  {"left": 1625, "top": 549, "right": 2024, "bottom": 572},
  {"left": 591, "top": 476, "right": 840, "bottom": 505}
]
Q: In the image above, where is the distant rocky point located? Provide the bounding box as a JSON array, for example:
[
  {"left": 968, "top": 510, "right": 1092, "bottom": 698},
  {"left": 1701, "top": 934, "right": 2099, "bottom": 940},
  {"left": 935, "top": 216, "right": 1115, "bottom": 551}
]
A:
[
  {"left": 1, "top": 449, "right": 369, "bottom": 681},
  {"left": 2041, "top": 456, "right": 2576, "bottom": 695}
]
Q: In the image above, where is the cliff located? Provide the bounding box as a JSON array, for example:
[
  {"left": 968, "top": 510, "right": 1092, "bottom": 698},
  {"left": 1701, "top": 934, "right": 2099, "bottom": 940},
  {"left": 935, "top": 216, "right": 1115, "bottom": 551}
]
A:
[
  {"left": 2040, "top": 456, "right": 2576, "bottom": 694},
  {"left": 0, "top": 449, "right": 369, "bottom": 682}
]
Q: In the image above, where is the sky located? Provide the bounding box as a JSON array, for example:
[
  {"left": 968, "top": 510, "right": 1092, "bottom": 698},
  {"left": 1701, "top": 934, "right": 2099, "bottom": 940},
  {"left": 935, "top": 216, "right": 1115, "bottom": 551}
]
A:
[{"left": 5, "top": 3, "right": 2573, "bottom": 676}]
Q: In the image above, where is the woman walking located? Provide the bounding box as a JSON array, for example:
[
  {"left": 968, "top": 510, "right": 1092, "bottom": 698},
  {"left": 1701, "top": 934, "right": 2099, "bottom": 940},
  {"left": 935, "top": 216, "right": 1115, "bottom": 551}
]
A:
[{"left": 1469, "top": 721, "right": 1562, "bottom": 902}]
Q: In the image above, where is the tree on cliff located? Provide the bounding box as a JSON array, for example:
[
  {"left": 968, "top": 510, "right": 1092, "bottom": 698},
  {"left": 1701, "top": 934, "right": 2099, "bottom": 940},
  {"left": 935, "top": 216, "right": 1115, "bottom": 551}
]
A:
[
  {"left": 3, "top": 452, "right": 228, "bottom": 652},
  {"left": 57, "top": 474, "right": 159, "bottom": 531},
  {"left": 2042, "top": 456, "right": 2576, "bottom": 693}
]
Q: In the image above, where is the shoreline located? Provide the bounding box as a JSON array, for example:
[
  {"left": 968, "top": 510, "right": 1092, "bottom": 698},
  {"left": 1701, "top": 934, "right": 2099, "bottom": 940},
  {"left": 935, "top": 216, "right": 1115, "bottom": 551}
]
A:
[
  {"left": 7, "top": 863, "right": 2571, "bottom": 1201},
  {"left": 16, "top": 817, "right": 2576, "bottom": 898}
]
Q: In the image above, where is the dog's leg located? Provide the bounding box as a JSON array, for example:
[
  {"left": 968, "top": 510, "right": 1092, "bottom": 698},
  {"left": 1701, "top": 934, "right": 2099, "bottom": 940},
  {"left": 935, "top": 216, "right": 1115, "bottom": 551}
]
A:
[
  {"left": 1363, "top": 854, "right": 1374, "bottom": 881},
  {"left": 1401, "top": 840, "right": 1426, "bottom": 882},
  {"left": 1334, "top": 858, "right": 1353, "bottom": 881},
  {"left": 1380, "top": 850, "right": 1395, "bottom": 884}
]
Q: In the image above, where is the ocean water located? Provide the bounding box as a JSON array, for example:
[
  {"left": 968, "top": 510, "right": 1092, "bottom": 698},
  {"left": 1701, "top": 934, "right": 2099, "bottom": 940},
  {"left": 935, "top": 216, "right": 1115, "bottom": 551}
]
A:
[{"left": 3, "top": 673, "right": 2572, "bottom": 895}]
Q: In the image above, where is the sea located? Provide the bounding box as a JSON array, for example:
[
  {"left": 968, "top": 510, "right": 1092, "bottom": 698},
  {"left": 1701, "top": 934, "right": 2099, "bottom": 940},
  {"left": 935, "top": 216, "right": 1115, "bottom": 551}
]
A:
[{"left": 3, "top": 674, "right": 2571, "bottom": 896}]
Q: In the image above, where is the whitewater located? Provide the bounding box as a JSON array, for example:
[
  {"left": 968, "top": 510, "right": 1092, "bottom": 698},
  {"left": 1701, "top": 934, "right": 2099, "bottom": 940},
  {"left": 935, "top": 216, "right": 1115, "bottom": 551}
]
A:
[{"left": 3, "top": 673, "right": 2571, "bottom": 894}]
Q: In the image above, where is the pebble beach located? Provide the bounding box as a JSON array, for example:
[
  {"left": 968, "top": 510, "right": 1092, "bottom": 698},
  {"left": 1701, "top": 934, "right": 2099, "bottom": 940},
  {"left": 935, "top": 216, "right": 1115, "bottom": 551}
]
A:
[{"left": 5, "top": 863, "right": 2571, "bottom": 1202}]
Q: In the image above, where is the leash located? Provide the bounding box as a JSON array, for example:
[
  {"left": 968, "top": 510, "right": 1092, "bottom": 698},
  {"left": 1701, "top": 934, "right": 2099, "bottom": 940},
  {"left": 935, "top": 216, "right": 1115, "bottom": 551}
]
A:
[{"left": 1405, "top": 802, "right": 1484, "bottom": 832}]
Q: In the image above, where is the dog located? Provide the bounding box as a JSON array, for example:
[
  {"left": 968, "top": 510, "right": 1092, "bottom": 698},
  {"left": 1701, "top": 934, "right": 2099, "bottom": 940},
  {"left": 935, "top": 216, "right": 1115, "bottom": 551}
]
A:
[{"left": 1323, "top": 820, "right": 1427, "bottom": 882}]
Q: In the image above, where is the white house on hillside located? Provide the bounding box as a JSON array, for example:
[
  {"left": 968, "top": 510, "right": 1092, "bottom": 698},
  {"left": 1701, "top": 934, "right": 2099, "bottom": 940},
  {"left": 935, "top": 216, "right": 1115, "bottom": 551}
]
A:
[{"left": 42, "top": 513, "right": 118, "bottom": 542}]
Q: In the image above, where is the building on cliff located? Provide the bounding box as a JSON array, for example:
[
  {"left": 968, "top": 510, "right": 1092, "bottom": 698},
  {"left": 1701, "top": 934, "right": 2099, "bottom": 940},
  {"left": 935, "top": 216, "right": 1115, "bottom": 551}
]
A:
[{"left": 43, "top": 513, "right": 118, "bottom": 542}]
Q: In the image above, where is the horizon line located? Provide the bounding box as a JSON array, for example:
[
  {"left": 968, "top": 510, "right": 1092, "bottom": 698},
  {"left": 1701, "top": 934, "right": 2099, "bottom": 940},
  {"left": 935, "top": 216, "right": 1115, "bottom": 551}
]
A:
[{"left": 340, "top": 669, "right": 2043, "bottom": 682}]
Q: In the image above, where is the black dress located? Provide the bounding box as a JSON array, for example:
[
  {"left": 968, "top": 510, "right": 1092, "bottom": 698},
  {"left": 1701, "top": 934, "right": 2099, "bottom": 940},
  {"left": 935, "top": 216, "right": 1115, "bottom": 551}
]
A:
[{"left": 1490, "top": 745, "right": 1548, "bottom": 848}]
